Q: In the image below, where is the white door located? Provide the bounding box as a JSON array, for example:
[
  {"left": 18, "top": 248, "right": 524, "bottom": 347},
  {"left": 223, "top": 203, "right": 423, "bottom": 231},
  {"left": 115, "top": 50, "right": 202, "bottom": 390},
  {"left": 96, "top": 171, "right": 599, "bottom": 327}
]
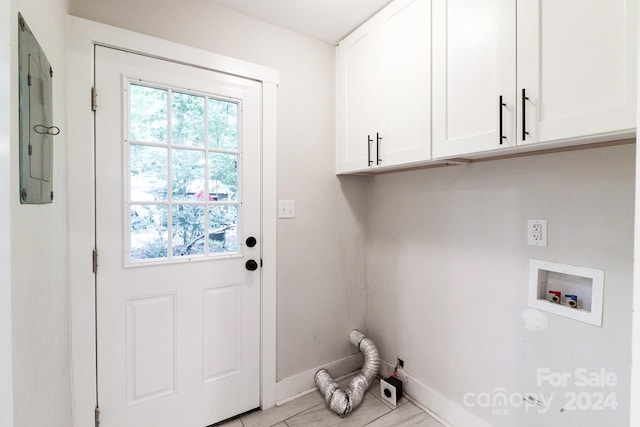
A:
[
  {"left": 95, "top": 46, "right": 262, "bottom": 427},
  {"left": 517, "top": 0, "right": 636, "bottom": 145},
  {"left": 432, "top": 0, "right": 516, "bottom": 158}
]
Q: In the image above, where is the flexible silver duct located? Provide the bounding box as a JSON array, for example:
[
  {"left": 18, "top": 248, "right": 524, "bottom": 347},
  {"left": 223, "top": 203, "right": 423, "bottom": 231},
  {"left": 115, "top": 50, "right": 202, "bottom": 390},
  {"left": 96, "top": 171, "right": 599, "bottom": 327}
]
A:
[{"left": 314, "top": 329, "right": 380, "bottom": 417}]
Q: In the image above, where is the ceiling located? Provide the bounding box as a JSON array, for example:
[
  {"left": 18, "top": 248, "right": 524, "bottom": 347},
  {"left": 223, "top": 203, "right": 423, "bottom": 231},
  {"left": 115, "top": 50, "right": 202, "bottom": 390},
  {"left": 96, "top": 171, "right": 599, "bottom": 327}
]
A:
[{"left": 206, "top": 0, "right": 395, "bottom": 44}]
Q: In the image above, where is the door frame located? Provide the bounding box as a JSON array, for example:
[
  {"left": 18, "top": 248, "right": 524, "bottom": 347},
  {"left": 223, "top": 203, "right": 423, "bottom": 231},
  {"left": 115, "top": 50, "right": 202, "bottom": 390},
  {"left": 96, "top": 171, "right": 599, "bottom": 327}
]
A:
[{"left": 67, "top": 16, "right": 278, "bottom": 427}]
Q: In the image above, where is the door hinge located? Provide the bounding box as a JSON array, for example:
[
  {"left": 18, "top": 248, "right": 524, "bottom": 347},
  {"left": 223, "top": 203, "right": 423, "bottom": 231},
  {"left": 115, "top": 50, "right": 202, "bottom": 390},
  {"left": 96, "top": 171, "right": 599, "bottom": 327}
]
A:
[
  {"left": 92, "top": 249, "right": 98, "bottom": 274},
  {"left": 95, "top": 406, "right": 100, "bottom": 427},
  {"left": 27, "top": 74, "right": 32, "bottom": 86},
  {"left": 91, "top": 87, "right": 98, "bottom": 111},
  {"left": 28, "top": 144, "right": 32, "bottom": 156}
]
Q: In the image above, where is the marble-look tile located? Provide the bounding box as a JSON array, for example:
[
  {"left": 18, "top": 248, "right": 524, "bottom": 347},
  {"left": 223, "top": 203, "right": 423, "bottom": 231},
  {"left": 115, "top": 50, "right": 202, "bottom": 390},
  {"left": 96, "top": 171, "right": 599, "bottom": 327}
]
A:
[
  {"left": 239, "top": 373, "right": 444, "bottom": 427},
  {"left": 241, "top": 391, "right": 324, "bottom": 427},
  {"left": 364, "top": 402, "right": 442, "bottom": 427},
  {"left": 286, "top": 393, "right": 391, "bottom": 427},
  {"left": 214, "top": 418, "right": 243, "bottom": 427}
]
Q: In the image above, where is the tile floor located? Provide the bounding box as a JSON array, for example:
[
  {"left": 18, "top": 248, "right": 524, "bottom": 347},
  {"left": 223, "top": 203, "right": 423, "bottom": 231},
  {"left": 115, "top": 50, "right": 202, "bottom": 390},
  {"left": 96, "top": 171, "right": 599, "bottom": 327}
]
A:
[{"left": 216, "top": 376, "right": 445, "bottom": 427}]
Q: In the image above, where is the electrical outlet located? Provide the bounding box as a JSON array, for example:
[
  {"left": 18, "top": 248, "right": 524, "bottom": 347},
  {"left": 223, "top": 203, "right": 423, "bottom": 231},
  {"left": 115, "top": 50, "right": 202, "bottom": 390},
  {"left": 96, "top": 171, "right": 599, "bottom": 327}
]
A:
[
  {"left": 527, "top": 219, "right": 547, "bottom": 246},
  {"left": 395, "top": 357, "right": 408, "bottom": 382}
]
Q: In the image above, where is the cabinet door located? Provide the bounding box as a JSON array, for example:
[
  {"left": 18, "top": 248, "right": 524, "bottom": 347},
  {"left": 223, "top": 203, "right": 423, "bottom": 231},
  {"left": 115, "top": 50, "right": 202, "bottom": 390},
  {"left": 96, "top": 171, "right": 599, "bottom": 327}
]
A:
[
  {"left": 378, "top": 0, "right": 431, "bottom": 167},
  {"left": 518, "top": 0, "right": 636, "bottom": 145},
  {"left": 337, "top": 22, "right": 378, "bottom": 173},
  {"left": 432, "top": 0, "right": 517, "bottom": 158}
]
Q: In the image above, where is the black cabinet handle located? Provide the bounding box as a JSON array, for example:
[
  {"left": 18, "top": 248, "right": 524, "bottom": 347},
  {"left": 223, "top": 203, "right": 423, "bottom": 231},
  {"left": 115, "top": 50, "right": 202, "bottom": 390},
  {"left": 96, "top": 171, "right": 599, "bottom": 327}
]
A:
[
  {"left": 522, "top": 88, "right": 530, "bottom": 141},
  {"left": 499, "top": 96, "right": 507, "bottom": 145},
  {"left": 367, "top": 135, "right": 373, "bottom": 166},
  {"left": 376, "top": 133, "right": 382, "bottom": 165}
]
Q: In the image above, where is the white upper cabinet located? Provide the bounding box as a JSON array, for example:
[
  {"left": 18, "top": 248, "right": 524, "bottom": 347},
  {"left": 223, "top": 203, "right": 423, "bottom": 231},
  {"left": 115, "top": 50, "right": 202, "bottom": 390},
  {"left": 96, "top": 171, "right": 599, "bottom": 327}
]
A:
[
  {"left": 377, "top": 0, "right": 432, "bottom": 167},
  {"left": 337, "top": 0, "right": 431, "bottom": 173},
  {"left": 433, "top": 0, "right": 636, "bottom": 159},
  {"left": 432, "top": 0, "right": 517, "bottom": 159},
  {"left": 517, "top": 0, "right": 636, "bottom": 145},
  {"left": 337, "top": 22, "right": 378, "bottom": 172}
]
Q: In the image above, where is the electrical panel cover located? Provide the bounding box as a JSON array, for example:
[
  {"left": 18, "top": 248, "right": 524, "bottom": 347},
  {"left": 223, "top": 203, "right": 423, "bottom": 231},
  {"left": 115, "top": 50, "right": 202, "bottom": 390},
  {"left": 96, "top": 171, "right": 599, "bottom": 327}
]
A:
[{"left": 18, "top": 13, "right": 54, "bottom": 204}]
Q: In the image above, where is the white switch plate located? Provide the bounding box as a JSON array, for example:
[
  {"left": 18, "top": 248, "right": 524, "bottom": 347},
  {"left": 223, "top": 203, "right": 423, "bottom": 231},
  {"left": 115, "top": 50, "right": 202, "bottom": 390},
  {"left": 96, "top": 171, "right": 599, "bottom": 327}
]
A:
[
  {"left": 279, "top": 200, "right": 295, "bottom": 218},
  {"left": 527, "top": 219, "right": 547, "bottom": 246}
]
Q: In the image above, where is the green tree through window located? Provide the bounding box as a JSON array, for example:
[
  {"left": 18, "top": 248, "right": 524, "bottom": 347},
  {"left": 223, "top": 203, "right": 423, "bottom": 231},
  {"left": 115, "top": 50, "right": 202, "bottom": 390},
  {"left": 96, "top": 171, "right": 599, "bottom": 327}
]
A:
[{"left": 128, "top": 83, "right": 240, "bottom": 261}]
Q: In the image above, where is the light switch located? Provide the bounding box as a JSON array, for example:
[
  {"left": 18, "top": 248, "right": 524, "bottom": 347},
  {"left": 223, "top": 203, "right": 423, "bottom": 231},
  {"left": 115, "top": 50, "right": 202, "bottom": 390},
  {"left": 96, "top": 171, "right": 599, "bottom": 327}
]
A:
[{"left": 279, "top": 200, "right": 295, "bottom": 218}]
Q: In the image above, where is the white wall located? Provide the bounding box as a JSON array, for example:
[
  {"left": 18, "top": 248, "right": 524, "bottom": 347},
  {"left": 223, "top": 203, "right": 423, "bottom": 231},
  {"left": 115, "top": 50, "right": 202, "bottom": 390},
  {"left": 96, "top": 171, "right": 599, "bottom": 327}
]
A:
[
  {"left": 8, "top": 0, "right": 72, "bottom": 426},
  {"left": 67, "top": 0, "right": 369, "bottom": 382},
  {"left": 63, "top": 4, "right": 637, "bottom": 427},
  {"left": 1, "top": 0, "right": 15, "bottom": 425},
  {"left": 367, "top": 144, "right": 634, "bottom": 426},
  {"left": 630, "top": 12, "right": 640, "bottom": 427},
  {"left": 633, "top": 16, "right": 640, "bottom": 425}
]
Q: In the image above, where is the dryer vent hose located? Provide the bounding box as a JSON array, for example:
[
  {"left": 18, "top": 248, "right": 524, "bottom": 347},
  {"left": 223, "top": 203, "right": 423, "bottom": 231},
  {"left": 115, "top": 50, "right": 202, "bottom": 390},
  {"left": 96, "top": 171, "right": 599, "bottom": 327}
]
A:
[{"left": 314, "top": 329, "right": 380, "bottom": 417}]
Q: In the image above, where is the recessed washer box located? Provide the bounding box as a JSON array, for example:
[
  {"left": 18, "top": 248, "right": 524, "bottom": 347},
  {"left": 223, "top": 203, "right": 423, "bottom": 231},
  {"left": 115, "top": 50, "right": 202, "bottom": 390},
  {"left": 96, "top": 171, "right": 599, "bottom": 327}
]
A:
[{"left": 528, "top": 259, "right": 604, "bottom": 327}]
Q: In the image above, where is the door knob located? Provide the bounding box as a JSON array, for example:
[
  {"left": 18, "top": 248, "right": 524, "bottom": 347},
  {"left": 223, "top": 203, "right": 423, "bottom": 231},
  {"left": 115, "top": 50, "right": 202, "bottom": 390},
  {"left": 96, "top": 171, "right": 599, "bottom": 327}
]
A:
[{"left": 245, "top": 259, "right": 259, "bottom": 271}]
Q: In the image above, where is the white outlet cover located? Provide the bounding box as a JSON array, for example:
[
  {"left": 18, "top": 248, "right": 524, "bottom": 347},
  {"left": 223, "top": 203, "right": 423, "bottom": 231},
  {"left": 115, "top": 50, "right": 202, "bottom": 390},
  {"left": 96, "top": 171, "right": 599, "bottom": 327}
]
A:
[
  {"left": 528, "top": 219, "right": 547, "bottom": 246},
  {"left": 278, "top": 200, "right": 295, "bottom": 218}
]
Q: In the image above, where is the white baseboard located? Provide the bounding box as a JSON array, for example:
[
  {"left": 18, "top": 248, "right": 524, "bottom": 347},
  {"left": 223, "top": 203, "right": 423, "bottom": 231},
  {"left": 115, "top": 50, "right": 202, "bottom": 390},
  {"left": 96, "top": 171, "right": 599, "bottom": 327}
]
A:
[
  {"left": 275, "top": 352, "right": 364, "bottom": 405},
  {"left": 378, "top": 359, "right": 494, "bottom": 427}
]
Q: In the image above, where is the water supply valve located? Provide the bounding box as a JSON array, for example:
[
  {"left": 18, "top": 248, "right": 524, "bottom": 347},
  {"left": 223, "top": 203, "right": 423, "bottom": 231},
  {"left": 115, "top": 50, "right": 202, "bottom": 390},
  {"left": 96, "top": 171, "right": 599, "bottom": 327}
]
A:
[
  {"left": 548, "top": 290, "right": 561, "bottom": 303},
  {"left": 565, "top": 294, "right": 578, "bottom": 308}
]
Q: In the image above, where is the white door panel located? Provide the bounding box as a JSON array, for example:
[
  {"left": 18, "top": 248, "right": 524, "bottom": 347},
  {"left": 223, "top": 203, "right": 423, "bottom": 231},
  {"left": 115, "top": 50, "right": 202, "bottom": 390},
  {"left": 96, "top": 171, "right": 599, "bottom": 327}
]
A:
[
  {"left": 378, "top": 0, "right": 431, "bottom": 167},
  {"left": 95, "top": 46, "right": 261, "bottom": 427},
  {"left": 517, "top": 0, "right": 636, "bottom": 144},
  {"left": 432, "top": 0, "right": 516, "bottom": 158},
  {"left": 337, "top": 23, "right": 378, "bottom": 172}
]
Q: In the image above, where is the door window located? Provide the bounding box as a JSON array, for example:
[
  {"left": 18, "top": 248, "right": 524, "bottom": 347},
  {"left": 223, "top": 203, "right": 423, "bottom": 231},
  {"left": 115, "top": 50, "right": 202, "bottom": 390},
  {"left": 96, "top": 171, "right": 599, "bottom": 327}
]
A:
[{"left": 127, "top": 82, "right": 241, "bottom": 263}]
